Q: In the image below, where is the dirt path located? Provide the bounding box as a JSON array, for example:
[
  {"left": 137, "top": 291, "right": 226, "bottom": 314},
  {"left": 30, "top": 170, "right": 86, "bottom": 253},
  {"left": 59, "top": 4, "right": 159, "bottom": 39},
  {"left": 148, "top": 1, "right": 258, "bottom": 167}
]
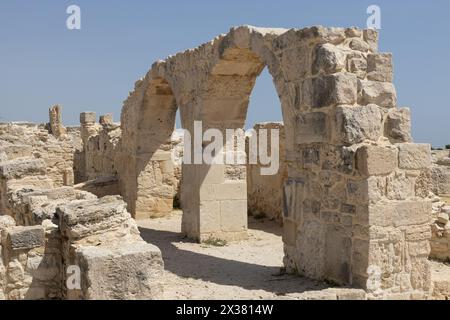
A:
[{"left": 138, "top": 211, "right": 362, "bottom": 300}]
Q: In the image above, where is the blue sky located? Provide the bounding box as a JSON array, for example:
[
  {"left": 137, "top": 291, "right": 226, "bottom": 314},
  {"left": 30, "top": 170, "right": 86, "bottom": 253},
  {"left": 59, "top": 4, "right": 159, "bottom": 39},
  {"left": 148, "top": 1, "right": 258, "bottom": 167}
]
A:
[{"left": 0, "top": 0, "right": 449, "bottom": 147}]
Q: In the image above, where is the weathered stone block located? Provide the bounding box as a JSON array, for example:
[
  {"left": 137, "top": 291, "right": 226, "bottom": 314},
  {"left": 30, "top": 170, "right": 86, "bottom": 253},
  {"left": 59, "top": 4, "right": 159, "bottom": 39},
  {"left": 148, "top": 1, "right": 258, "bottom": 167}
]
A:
[
  {"left": 283, "top": 219, "right": 297, "bottom": 246},
  {"left": 99, "top": 113, "right": 113, "bottom": 125},
  {"left": 334, "top": 104, "right": 383, "bottom": 144},
  {"left": 356, "top": 145, "right": 398, "bottom": 176},
  {"left": 303, "top": 73, "right": 357, "bottom": 108},
  {"left": 196, "top": 164, "right": 225, "bottom": 184},
  {"left": 80, "top": 112, "right": 96, "bottom": 124},
  {"left": 397, "top": 143, "right": 431, "bottom": 170},
  {"left": 199, "top": 200, "right": 221, "bottom": 233},
  {"left": 367, "top": 53, "right": 393, "bottom": 82},
  {"left": 296, "top": 112, "right": 328, "bottom": 144},
  {"left": 4, "top": 226, "right": 45, "bottom": 251},
  {"left": 363, "top": 29, "right": 379, "bottom": 52},
  {"left": 0, "top": 159, "right": 46, "bottom": 180},
  {"left": 220, "top": 200, "right": 247, "bottom": 232},
  {"left": 385, "top": 108, "right": 412, "bottom": 143},
  {"left": 312, "top": 43, "right": 346, "bottom": 74},
  {"left": 71, "top": 242, "right": 163, "bottom": 300},
  {"left": 349, "top": 38, "right": 370, "bottom": 52},
  {"left": 347, "top": 52, "right": 367, "bottom": 79},
  {"left": 359, "top": 80, "right": 396, "bottom": 108},
  {"left": 214, "top": 182, "right": 247, "bottom": 200},
  {"left": 57, "top": 196, "right": 131, "bottom": 240}
]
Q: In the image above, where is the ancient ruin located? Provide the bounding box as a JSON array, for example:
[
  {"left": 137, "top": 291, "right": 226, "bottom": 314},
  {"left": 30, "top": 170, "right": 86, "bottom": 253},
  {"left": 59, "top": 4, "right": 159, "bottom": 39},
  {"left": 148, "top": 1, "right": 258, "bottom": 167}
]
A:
[{"left": 1, "top": 25, "right": 449, "bottom": 300}]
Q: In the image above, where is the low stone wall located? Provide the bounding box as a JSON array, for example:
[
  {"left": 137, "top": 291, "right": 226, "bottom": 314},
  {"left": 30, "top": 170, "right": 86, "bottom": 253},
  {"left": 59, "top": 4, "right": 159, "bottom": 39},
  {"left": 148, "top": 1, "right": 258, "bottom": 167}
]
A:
[{"left": 0, "top": 150, "right": 164, "bottom": 300}]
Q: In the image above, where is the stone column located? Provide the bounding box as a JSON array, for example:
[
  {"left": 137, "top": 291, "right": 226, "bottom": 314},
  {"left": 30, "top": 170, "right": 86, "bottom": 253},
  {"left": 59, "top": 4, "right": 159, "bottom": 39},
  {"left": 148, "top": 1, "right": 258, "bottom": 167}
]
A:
[{"left": 48, "top": 105, "right": 66, "bottom": 138}]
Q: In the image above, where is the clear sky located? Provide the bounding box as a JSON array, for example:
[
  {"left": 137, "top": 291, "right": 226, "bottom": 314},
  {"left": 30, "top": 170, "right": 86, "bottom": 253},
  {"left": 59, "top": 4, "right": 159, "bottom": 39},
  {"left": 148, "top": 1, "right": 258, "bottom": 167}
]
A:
[{"left": 0, "top": 0, "right": 449, "bottom": 147}]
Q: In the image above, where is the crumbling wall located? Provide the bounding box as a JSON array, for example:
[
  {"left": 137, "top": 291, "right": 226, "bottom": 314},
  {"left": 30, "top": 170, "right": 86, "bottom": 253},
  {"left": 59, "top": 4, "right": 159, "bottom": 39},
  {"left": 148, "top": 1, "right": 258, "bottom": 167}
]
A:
[
  {"left": 0, "top": 151, "right": 164, "bottom": 300},
  {"left": 247, "top": 122, "right": 287, "bottom": 224},
  {"left": 57, "top": 196, "right": 163, "bottom": 299},
  {"left": 79, "top": 112, "right": 121, "bottom": 182},
  {"left": 431, "top": 150, "right": 450, "bottom": 196},
  {"left": 0, "top": 122, "right": 81, "bottom": 188}
]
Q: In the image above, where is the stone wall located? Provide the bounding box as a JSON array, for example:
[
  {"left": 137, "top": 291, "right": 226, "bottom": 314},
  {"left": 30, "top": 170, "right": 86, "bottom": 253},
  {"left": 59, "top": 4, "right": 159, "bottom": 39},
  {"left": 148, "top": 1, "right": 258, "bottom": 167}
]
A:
[
  {"left": 0, "top": 138, "right": 164, "bottom": 300},
  {"left": 431, "top": 150, "right": 450, "bottom": 196},
  {"left": 0, "top": 123, "right": 81, "bottom": 188},
  {"left": 247, "top": 122, "right": 287, "bottom": 224},
  {"left": 115, "top": 25, "right": 435, "bottom": 299},
  {"left": 79, "top": 112, "right": 121, "bottom": 182}
]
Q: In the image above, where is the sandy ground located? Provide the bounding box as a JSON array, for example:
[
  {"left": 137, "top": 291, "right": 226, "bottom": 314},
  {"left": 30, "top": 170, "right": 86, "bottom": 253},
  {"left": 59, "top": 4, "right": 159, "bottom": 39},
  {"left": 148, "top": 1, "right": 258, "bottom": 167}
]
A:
[{"left": 138, "top": 211, "right": 337, "bottom": 300}]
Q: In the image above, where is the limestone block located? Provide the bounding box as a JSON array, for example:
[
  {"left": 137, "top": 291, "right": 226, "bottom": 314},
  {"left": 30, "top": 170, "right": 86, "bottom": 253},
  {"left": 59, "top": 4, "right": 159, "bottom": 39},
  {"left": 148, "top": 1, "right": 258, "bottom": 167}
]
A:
[
  {"left": 349, "top": 38, "right": 370, "bottom": 52},
  {"left": 385, "top": 108, "right": 412, "bottom": 143},
  {"left": 397, "top": 143, "right": 431, "bottom": 170},
  {"left": 4, "top": 226, "right": 45, "bottom": 251},
  {"left": 199, "top": 201, "right": 221, "bottom": 233},
  {"left": 356, "top": 145, "right": 398, "bottom": 176},
  {"left": 80, "top": 112, "right": 96, "bottom": 124},
  {"left": 437, "top": 212, "right": 449, "bottom": 225},
  {"left": 0, "top": 158, "right": 46, "bottom": 180},
  {"left": 296, "top": 112, "right": 328, "bottom": 144},
  {"left": 214, "top": 181, "right": 247, "bottom": 200},
  {"left": 334, "top": 104, "right": 383, "bottom": 144},
  {"left": 325, "top": 226, "right": 352, "bottom": 285},
  {"left": 220, "top": 200, "right": 247, "bottom": 232},
  {"left": 358, "top": 80, "right": 396, "bottom": 108},
  {"left": 369, "top": 200, "right": 431, "bottom": 227},
  {"left": 282, "top": 219, "right": 297, "bottom": 246},
  {"left": 57, "top": 196, "right": 131, "bottom": 240},
  {"left": 281, "top": 44, "right": 311, "bottom": 81},
  {"left": 72, "top": 242, "right": 163, "bottom": 300},
  {"left": 0, "top": 145, "right": 32, "bottom": 160},
  {"left": 0, "top": 216, "right": 16, "bottom": 230},
  {"left": 196, "top": 164, "right": 225, "bottom": 185},
  {"left": 99, "top": 113, "right": 113, "bottom": 125},
  {"left": 347, "top": 52, "right": 367, "bottom": 79},
  {"left": 363, "top": 29, "right": 379, "bottom": 52},
  {"left": 367, "top": 53, "right": 393, "bottom": 82},
  {"left": 312, "top": 43, "right": 347, "bottom": 74},
  {"left": 303, "top": 73, "right": 357, "bottom": 108}
]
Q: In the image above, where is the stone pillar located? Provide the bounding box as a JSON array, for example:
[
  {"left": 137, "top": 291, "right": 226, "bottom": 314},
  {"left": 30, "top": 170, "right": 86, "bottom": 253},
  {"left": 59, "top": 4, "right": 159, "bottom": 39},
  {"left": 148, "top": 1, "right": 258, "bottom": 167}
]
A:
[
  {"left": 278, "top": 28, "right": 432, "bottom": 299},
  {"left": 99, "top": 113, "right": 113, "bottom": 126},
  {"left": 48, "top": 105, "right": 66, "bottom": 138},
  {"left": 79, "top": 112, "right": 100, "bottom": 181}
]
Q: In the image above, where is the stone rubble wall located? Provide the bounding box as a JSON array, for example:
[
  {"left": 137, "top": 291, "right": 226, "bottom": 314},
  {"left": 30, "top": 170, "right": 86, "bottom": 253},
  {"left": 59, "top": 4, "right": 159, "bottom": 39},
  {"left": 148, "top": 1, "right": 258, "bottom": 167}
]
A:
[
  {"left": 79, "top": 112, "right": 121, "bottom": 183},
  {"left": 0, "top": 122, "right": 82, "bottom": 188},
  {"left": 246, "top": 122, "right": 287, "bottom": 224},
  {"left": 431, "top": 150, "right": 450, "bottom": 196},
  {"left": 431, "top": 198, "right": 450, "bottom": 261},
  {"left": 0, "top": 145, "right": 164, "bottom": 300}
]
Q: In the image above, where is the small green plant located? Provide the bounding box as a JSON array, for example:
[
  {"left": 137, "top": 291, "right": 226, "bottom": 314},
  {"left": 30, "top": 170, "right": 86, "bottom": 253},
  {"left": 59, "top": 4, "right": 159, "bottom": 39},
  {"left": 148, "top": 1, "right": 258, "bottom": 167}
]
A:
[
  {"left": 445, "top": 145, "right": 450, "bottom": 150},
  {"left": 203, "top": 237, "right": 227, "bottom": 247}
]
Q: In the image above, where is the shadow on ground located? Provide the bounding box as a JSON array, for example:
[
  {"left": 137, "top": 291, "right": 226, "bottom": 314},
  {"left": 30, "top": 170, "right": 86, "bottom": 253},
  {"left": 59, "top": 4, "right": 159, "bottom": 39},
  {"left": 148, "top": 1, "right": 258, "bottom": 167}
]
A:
[{"left": 139, "top": 221, "right": 327, "bottom": 295}]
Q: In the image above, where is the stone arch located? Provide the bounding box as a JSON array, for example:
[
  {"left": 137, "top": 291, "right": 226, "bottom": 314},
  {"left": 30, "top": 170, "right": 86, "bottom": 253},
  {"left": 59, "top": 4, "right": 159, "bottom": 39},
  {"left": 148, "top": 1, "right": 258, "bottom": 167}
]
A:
[
  {"left": 118, "top": 26, "right": 433, "bottom": 298},
  {"left": 118, "top": 74, "right": 178, "bottom": 219}
]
